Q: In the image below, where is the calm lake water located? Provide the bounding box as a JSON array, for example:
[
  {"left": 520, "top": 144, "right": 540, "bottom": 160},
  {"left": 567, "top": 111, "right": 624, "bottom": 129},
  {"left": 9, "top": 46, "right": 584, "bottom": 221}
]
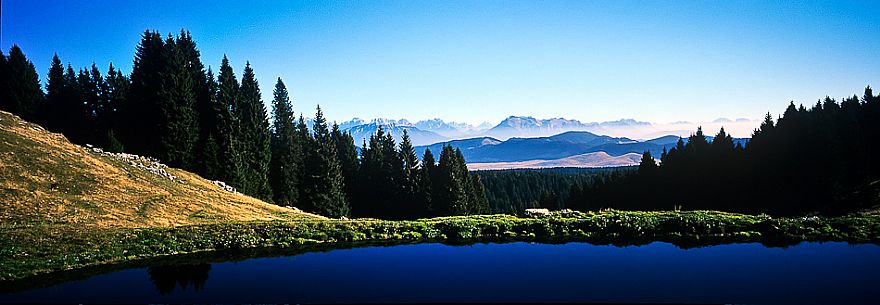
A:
[{"left": 2, "top": 241, "right": 878, "bottom": 304}]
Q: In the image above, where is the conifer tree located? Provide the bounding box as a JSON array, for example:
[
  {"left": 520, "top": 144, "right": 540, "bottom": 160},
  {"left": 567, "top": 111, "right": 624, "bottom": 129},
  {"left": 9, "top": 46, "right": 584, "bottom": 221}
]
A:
[
  {"left": 638, "top": 151, "right": 657, "bottom": 174},
  {"left": 301, "top": 106, "right": 349, "bottom": 217},
  {"left": 269, "top": 78, "right": 300, "bottom": 206},
  {"left": 419, "top": 148, "right": 437, "bottom": 216},
  {"left": 470, "top": 174, "right": 490, "bottom": 214},
  {"left": 105, "top": 63, "right": 130, "bottom": 149},
  {"left": 0, "top": 45, "right": 43, "bottom": 121},
  {"left": 88, "top": 63, "right": 114, "bottom": 146},
  {"left": 43, "top": 54, "right": 66, "bottom": 131},
  {"left": 236, "top": 62, "right": 272, "bottom": 200},
  {"left": 154, "top": 34, "right": 199, "bottom": 168},
  {"left": 437, "top": 145, "right": 468, "bottom": 215},
  {"left": 215, "top": 56, "right": 244, "bottom": 187},
  {"left": 57, "top": 64, "right": 88, "bottom": 143},
  {"left": 195, "top": 68, "right": 220, "bottom": 179},
  {"left": 77, "top": 66, "right": 100, "bottom": 143},
  {"left": 398, "top": 129, "right": 420, "bottom": 216},
  {"left": 331, "top": 123, "right": 359, "bottom": 203},
  {"left": 0, "top": 50, "right": 9, "bottom": 114},
  {"left": 123, "top": 30, "right": 166, "bottom": 156}
]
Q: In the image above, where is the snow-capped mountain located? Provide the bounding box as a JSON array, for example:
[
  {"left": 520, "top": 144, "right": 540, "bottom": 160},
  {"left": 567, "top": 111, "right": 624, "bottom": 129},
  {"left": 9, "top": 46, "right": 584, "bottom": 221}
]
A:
[
  {"left": 413, "top": 118, "right": 493, "bottom": 138},
  {"left": 345, "top": 122, "right": 448, "bottom": 147},
  {"left": 485, "top": 116, "right": 653, "bottom": 140},
  {"left": 314, "top": 115, "right": 758, "bottom": 147}
]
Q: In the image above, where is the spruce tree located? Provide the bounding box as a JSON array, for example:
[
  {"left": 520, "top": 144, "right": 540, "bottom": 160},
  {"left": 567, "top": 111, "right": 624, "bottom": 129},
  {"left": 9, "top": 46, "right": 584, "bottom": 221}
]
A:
[
  {"left": 77, "top": 66, "right": 100, "bottom": 144},
  {"left": 1, "top": 45, "right": 43, "bottom": 121},
  {"left": 124, "top": 30, "right": 166, "bottom": 157},
  {"left": 58, "top": 64, "right": 87, "bottom": 143},
  {"left": 196, "top": 67, "right": 220, "bottom": 179},
  {"left": 236, "top": 62, "right": 272, "bottom": 200},
  {"left": 419, "top": 148, "right": 437, "bottom": 216},
  {"left": 638, "top": 151, "right": 657, "bottom": 174},
  {"left": 105, "top": 63, "right": 130, "bottom": 149},
  {"left": 269, "top": 78, "right": 300, "bottom": 206},
  {"left": 437, "top": 145, "right": 468, "bottom": 216},
  {"left": 331, "top": 123, "right": 359, "bottom": 204},
  {"left": 470, "top": 174, "right": 490, "bottom": 214},
  {"left": 398, "top": 129, "right": 420, "bottom": 217},
  {"left": 43, "top": 54, "right": 66, "bottom": 131},
  {"left": 301, "top": 106, "right": 349, "bottom": 217},
  {"left": 155, "top": 34, "right": 199, "bottom": 168},
  {"left": 215, "top": 56, "right": 244, "bottom": 187}
]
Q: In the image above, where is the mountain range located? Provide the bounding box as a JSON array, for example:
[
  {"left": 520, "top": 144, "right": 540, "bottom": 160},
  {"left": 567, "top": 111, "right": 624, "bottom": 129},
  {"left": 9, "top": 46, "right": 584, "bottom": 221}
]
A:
[
  {"left": 314, "top": 115, "right": 759, "bottom": 146},
  {"left": 414, "top": 131, "right": 750, "bottom": 169}
]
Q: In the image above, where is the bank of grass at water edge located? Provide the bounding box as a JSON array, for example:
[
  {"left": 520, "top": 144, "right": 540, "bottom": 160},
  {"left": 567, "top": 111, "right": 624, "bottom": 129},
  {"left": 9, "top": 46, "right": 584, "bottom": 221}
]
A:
[{"left": 2, "top": 210, "right": 879, "bottom": 283}]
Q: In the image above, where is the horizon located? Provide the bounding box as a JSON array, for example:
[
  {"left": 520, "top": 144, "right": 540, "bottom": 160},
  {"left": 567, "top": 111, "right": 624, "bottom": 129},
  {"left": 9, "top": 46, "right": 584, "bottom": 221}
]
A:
[{"left": 4, "top": 0, "right": 879, "bottom": 126}]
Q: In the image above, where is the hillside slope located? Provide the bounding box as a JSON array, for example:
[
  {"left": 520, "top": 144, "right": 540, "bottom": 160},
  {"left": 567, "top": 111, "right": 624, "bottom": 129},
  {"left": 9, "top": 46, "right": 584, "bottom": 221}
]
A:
[{"left": 0, "top": 110, "right": 318, "bottom": 229}]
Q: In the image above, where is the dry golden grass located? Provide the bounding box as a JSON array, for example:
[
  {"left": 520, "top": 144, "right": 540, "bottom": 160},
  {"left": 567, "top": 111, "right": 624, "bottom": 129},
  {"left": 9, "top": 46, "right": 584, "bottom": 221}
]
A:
[{"left": 0, "top": 110, "right": 321, "bottom": 229}]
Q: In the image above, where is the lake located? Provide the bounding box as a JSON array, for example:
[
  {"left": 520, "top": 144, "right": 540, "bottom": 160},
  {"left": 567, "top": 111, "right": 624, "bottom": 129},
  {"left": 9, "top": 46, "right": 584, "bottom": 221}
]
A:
[{"left": 2, "top": 241, "right": 878, "bottom": 304}]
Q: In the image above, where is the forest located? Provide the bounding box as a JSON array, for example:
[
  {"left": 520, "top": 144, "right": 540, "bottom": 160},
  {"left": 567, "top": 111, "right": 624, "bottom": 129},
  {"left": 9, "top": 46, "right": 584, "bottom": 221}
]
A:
[
  {"left": 0, "top": 30, "right": 488, "bottom": 220},
  {"left": 569, "top": 89, "right": 880, "bottom": 216},
  {"left": 475, "top": 167, "right": 633, "bottom": 214}
]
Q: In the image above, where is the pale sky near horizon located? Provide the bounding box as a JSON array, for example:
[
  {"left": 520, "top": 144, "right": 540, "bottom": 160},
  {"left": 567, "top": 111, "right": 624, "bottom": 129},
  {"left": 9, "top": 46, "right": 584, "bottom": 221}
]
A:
[{"left": 3, "top": 0, "right": 879, "bottom": 125}]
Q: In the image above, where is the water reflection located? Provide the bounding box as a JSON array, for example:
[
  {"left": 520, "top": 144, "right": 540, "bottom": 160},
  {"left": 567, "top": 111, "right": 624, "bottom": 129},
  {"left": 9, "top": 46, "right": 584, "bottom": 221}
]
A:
[{"left": 147, "top": 264, "right": 212, "bottom": 294}]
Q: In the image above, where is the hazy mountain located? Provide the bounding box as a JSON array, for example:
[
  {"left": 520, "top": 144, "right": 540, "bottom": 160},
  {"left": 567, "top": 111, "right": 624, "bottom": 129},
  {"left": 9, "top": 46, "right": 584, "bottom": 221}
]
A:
[
  {"left": 416, "top": 131, "right": 657, "bottom": 163},
  {"left": 328, "top": 115, "right": 758, "bottom": 148},
  {"left": 468, "top": 152, "right": 643, "bottom": 170},
  {"left": 413, "top": 118, "right": 492, "bottom": 138},
  {"left": 346, "top": 123, "right": 448, "bottom": 146},
  {"left": 416, "top": 130, "right": 750, "bottom": 164},
  {"left": 484, "top": 116, "right": 654, "bottom": 140}
]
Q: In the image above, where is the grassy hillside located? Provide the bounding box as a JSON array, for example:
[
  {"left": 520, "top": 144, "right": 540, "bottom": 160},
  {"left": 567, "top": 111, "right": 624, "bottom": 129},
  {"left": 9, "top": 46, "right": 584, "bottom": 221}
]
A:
[{"left": 0, "top": 110, "right": 319, "bottom": 229}]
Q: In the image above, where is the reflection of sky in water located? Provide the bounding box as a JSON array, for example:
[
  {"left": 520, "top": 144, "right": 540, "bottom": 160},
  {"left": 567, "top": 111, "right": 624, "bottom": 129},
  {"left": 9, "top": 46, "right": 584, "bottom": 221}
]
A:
[{"left": 2, "top": 242, "right": 878, "bottom": 304}]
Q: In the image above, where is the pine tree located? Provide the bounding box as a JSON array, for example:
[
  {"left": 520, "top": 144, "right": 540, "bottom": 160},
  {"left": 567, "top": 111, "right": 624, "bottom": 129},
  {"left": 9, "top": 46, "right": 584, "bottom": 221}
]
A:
[
  {"left": 331, "top": 123, "right": 359, "bottom": 204},
  {"left": 638, "top": 151, "right": 657, "bottom": 174},
  {"left": 43, "top": 54, "right": 66, "bottom": 131},
  {"left": 58, "top": 64, "right": 88, "bottom": 143},
  {"left": 469, "top": 174, "right": 490, "bottom": 214},
  {"left": 236, "top": 62, "right": 272, "bottom": 200},
  {"left": 105, "top": 63, "right": 130, "bottom": 149},
  {"left": 123, "top": 30, "right": 166, "bottom": 157},
  {"left": 269, "top": 78, "right": 300, "bottom": 206},
  {"left": 0, "top": 45, "right": 43, "bottom": 121},
  {"left": 419, "top": 148, "right": 437, "bottom": 216},
  {"left": 301, "top": 106, "right": 349, "bottom": 217},
  {"left": 398, "top": 129, "right": 420, "bottom": 217},
  {"left": 215, "top": 56, "right": 244, "bottom": 187},
  {"left": 195, "top": 67, "right": 220, "bottom": 178},
  {"left": 437, "top": 145, "right": 468, "bottom": 216},
  {"left": 77, "top": 66, "right": 100, "bottom": 144},
  {"left": 155, "top": 34, "right": 199, "bottom": 168}
]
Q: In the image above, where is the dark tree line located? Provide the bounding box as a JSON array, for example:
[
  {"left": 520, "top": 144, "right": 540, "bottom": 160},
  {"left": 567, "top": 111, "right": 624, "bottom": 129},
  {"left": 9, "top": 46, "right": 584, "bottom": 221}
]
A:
[
  {"left": 476, "top": 168, "right": 633, "bottom": 214},
  {"left": 571, "top": 87, "right": 880, "bottom": 216},
  {"left": 0, "top": 31, "right": 487, "bottom": 220}
]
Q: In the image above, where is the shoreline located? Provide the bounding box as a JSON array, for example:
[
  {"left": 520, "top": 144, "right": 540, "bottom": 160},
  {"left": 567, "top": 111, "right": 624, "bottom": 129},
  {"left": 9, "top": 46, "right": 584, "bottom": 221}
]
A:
[{"left": 2, "top": 210, "right": 879, "bottom": 284}]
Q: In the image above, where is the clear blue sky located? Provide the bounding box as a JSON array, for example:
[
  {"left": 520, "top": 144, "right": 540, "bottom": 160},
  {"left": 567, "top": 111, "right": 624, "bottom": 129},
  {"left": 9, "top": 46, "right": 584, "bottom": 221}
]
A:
[{"left": 3, "top": 0, "right": 879, "bottom": 125}]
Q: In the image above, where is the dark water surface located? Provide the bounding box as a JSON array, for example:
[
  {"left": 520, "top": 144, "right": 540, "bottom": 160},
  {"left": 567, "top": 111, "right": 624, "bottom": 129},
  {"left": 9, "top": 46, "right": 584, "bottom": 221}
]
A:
[{"left": 2, "top": 241, "right": 878, "bottom": 304}]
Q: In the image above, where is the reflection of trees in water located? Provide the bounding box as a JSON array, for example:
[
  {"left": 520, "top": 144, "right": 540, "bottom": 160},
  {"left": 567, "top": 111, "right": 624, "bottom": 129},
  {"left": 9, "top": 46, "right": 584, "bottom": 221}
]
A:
[{"left": 147, "top": 264, "right": 212, "bottom": 294}]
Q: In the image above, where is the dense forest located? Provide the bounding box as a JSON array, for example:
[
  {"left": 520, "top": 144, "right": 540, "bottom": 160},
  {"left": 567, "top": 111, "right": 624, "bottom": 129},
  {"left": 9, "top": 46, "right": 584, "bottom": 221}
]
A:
[
  {"left": 0, "top": 30, "right": 488, "bottom": 220},
  {"left": 476, "top": 167, "right": 633, "bottom": 214},
  {"left": 570, "top": 89, "right": 880, "bottom": 216}
]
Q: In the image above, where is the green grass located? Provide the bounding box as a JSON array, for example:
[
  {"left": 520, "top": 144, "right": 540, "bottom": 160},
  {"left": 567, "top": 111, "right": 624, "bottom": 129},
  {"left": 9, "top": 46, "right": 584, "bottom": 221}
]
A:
[{"left": 1, "top": 210, "right": 879, "bottom": 282}]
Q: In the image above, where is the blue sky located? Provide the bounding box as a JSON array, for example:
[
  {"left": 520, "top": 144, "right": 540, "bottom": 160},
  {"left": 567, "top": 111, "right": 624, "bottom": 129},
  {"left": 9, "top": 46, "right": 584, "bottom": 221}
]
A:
[{"left": 3, "top": 0, "right": 879, "bottom": 125}]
